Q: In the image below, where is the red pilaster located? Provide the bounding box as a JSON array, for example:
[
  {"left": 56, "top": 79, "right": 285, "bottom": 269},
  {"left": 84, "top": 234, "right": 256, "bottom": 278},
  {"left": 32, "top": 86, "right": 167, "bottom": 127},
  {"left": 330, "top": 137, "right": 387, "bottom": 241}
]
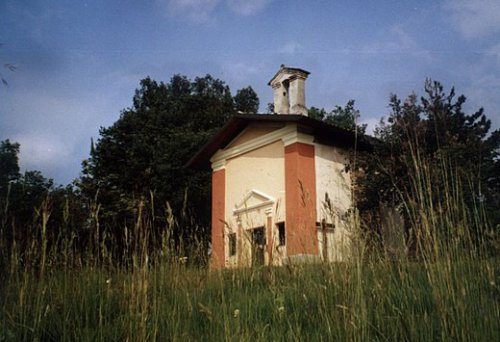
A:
[
  {"left": 211, "top": 168, "right": 226, "bottom": 268},
  {"left": 284, "top": 142, "right": 318, "bottom": 255}
]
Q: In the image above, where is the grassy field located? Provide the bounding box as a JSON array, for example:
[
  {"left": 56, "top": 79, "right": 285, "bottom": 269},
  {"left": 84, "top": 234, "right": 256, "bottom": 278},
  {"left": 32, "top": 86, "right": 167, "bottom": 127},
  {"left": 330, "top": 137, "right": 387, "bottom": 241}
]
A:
[
  {"left": 1, "top": 148, "right": 499, "bottom": 341},
  {"left": 1, "top": 251, "right": 499, "bottom": 341}
]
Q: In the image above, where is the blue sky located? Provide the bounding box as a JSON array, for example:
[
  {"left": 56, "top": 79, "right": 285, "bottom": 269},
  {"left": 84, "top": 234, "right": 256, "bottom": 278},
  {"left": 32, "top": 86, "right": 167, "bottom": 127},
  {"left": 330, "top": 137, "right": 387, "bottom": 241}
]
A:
[{"left": 1, "top": 0, "right": 499, "bottom": 185}]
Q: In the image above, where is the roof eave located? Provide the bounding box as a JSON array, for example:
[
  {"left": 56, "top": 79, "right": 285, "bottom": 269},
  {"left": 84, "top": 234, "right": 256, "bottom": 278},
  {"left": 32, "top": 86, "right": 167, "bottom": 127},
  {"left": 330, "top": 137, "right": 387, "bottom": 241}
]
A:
[{"left": 185, "top": 114, "right": 373, "bottom": 169}]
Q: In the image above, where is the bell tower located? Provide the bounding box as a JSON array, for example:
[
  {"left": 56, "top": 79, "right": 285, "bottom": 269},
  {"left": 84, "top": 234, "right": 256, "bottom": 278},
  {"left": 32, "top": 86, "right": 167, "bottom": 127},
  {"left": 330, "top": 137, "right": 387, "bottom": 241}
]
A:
[{"left": 268, "top": 65, "right": 310, "bottom": 116}]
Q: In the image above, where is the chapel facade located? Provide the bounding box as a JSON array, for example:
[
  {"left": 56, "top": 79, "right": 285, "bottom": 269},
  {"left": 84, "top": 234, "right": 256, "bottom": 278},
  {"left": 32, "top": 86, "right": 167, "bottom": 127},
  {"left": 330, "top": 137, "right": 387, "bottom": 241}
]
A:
[{"left": 188, "top": 65, "right": 370, "bottom": 268}]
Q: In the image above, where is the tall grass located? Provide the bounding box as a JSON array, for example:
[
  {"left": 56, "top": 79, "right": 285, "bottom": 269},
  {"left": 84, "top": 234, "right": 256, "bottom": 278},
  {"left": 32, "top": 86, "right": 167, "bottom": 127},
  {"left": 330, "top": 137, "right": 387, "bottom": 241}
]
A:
[
  {"left": 1, "top": 150, "right": 499, "bottom": 340},
  {"left": 1, "top": 254, "right": 498, "bottom": 340}
]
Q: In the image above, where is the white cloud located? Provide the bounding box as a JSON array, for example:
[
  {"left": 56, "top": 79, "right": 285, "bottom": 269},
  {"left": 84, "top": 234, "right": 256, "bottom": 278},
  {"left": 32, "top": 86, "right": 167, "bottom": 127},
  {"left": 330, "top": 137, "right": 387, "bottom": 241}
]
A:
[
  {"left": 443, "top": 0, "right": 500, "bottom": 39},
  {"left": 487, "top": 43, "right": 500, "bottom": 64},
  {"left": 360, "top": 117, "right": 380, "bottom": 136},
  {"left": 158, "top": 0, "right": 273, "bottom": 23},
  {"left": 0, "top": 66, "right": 124, "bottom": 184},
  {"left": 222, "top": 61, "right": 260, "bottom": 83},
  {"left": 361, "top": 26, "right": 432, "bottom": 61},
  {"left": 442, "top": 0, "right": 500, "bottom": 131},
  {"left": 5, "top": 1, "right": 66, "bottom": 44},
  {"left": 278, "top": 41, "right": 301, "bottom": 55},
  {"left": 161, "top": 0, "right": 221, "bottom": 24},
  {"left": 226, "top": 0, "right": 273, "bottom": 16},
  {"left": 13, "top": 133, "right": 72, "bottom": 174},
  {"left": 463, "top": 73, "right": 500, "bottom": 129}
]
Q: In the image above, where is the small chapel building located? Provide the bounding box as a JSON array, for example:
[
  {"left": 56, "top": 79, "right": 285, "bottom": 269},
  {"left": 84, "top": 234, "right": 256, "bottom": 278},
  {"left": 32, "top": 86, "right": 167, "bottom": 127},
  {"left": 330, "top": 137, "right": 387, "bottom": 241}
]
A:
[{"left": 187, "top": 65, "right": 371, "bottom": 268}]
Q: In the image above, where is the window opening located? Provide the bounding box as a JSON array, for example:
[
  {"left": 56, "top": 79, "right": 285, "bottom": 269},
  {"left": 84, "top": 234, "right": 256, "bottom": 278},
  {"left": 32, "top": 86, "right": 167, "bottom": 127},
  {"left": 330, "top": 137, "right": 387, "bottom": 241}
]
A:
[
  {"left": 251, "top": 227, "right": 265, "bottom": 266},
  {"left": 229, "top": 233, "right": 236, "bottom": 257},
  {"left": 277, "top": 222, "right": 286, "bottom": 246}
]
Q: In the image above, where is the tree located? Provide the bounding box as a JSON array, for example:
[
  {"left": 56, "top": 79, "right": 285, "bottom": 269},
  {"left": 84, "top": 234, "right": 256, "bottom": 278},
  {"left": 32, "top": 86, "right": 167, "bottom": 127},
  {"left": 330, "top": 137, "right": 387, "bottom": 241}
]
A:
[
  {"left": 307, "top": 106, "right": 327, "bottom": 121},
  {"left": 356, "top": 80, "right": 500, "bottom": 253},
  {"left": 0, "top": 140, "right": 20, "bottom": 192},
  {"left": 0, "top": 143, "right": 55, "bottom": 262},
  {"left": 308, "top": 100, "right": 366, "bottom": 134},
  {"left": 79, "top": 74, "right": 259, "bottom": 259},
  {"left": 0, "top": 139, "right": 89, "bottom": 271},
  {"left": 234, "top": 86, "right": 259, "bottom": 113},
  {"left": 266, "top": 102, "right": 274, "bottom": 114}
]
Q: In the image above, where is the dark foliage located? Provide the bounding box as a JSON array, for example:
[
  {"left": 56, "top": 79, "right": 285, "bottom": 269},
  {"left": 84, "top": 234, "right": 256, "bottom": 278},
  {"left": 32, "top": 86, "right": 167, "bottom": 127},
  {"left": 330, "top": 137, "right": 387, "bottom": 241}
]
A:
[
  {"left": 308, "top": 100, "right": 367, "bottom": 134},
  {"left": 0, "top": 143, "right": 89, "bottom": 271},
  {"left": 234, "top": 86, "right": 259, "bottom": 113},
  {"left": 77, "top": 74, "right": 258, "bottom": 260},
  {"left": 356, "top": 80, "right": 500, "bottom": 252}
]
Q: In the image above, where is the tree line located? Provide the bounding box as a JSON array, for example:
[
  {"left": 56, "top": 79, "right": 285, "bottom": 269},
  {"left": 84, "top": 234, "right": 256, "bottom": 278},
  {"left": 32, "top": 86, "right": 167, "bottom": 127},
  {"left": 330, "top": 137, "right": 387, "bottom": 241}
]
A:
[
  {"left": 1, "top": 74, "right": 259, "bottom": 267},
  {"left": 1, "top": 74, "right": 498, "bottom": 268}
]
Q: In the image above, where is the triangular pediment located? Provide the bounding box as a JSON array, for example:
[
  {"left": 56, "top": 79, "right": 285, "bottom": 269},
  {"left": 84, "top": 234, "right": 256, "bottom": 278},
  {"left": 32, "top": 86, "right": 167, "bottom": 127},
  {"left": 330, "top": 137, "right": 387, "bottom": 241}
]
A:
[
  {"left": 233, "top": 190, "right": 274, "bottom": 215},
  {"left": 226, "top": 124, "right": 282, "bottom": 149}
]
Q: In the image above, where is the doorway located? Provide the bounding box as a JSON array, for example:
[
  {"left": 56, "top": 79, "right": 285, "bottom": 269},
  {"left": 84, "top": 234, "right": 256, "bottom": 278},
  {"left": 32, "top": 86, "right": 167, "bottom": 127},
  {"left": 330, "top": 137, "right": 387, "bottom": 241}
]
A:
[{"left": 251, "top": 227, "right": 265, "bottom": 266}]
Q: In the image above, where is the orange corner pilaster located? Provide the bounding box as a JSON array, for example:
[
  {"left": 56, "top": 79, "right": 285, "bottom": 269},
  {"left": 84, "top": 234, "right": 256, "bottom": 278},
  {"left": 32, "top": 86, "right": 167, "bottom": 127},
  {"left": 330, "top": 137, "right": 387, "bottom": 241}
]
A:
[
  {"left": 211, "top": 168, "right": 225, "bottom": 268},
  {"left": 285, "top": 142, "right": 318, "bottom": 256}
]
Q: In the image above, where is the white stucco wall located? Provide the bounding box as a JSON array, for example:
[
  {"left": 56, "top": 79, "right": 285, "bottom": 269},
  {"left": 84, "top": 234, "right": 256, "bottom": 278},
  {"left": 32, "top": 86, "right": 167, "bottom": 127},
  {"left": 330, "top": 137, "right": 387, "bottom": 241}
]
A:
[
  {"left": 314, "top": 143, "right": 352, "bottom": 261},
  {"left": 223, "top": 139, "right": 286, "bottom": 267},
  {"left": 225, "top": 140, "right": 286, "bottom": 225}
]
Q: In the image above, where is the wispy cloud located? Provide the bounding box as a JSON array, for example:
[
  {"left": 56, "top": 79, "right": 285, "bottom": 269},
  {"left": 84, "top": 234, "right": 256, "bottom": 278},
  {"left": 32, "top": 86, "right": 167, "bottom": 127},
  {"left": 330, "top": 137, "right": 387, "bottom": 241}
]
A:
[
  {"left": 158, "top": 0, "right": 273, "bottom": 23},
  {"left": 226, "top": 0, "right": 273, "bottom": 16},
  {"left": 0, "top": 59, "right": 129, "bottom": 184},
  {"left": 278, "top": 41, "right": 301, "bottom": 55},
  {"left": 443, "top": 0, "right": 500, "bottom": 39},
  {"left": 5, "top": 1, "right": 66, "bottom": 44},
  {"left": 221, "top": 61, "right": 260, "bottom": 83},
  {"left": 359, "top": 117, "right": 380, "bottom": 136},
  {"left": 487, "top": 43, "right": 500, "bottom": 64},
  {"left": 162, "top": 0, "right": 220, "bottom": 24},
  {"left": 13, "top": 133, "right": 72, "bottom": 176},
  {"left": 464, "top": 73, "right": 500, "bottom": 129},
  {"left": 361, "top": 26, "right": 432, "bottom": 61},
  {"left": 442, "top": 0, "right": 500, "bottom": 130},
  {"left": 2, "top": 88, "right": 95, "bottom": 183}
]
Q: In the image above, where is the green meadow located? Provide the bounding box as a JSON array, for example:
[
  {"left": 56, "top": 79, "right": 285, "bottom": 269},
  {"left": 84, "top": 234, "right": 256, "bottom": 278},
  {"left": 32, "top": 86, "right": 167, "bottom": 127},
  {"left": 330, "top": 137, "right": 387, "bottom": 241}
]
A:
[{"left": 1, "top": 226, "right": 499, "bottom": 341}]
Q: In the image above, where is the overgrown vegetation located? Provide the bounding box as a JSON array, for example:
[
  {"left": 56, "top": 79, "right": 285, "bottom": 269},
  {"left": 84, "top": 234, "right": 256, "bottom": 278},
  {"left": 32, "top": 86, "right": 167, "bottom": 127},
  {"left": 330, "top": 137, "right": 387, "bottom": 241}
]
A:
[
  {"left": 79, "top": 75, "right": 259, "bottom": 258},
  {"left": 309, "top": 80, "right": 499, "bottom": 255},
  {"left": 0, "top": 154, "right": 498, "bottom": 340},
  {"left": 1, "top": 74, "right": 260, "bottom": 266},
  {"left": 1, "top": 77, "right": 499, "bottom": 340},
  {"left": 356, "top": 80, "right": 500, "bottom": 255},
  {"left": 1, "top": 257, "right": 498, "bottom": 340}
]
